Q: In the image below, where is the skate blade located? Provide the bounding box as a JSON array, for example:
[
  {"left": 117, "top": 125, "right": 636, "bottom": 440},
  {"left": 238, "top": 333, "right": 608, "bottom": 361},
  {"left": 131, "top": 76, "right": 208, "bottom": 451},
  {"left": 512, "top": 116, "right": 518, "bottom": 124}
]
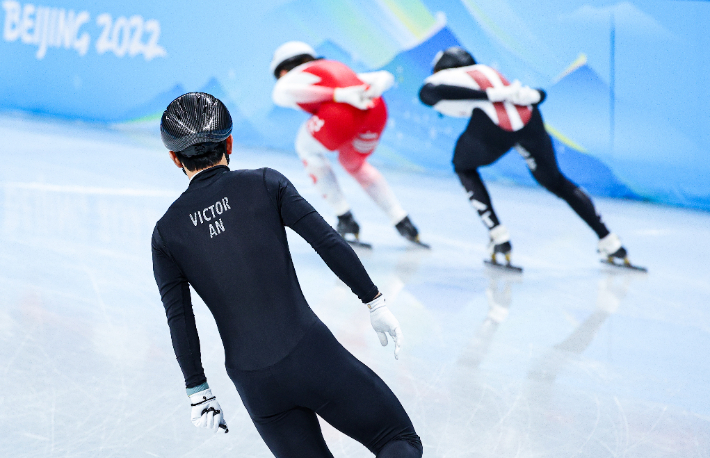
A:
[
  {"left": 601, "top": 258, "right": 647, "bottom": 272},
  {"left": 484, "top": 259, "right": 523, "bottom": 273},
  {"left": 342, "top": 236, "right": 373, "bottom": 249},
  {"left": 409, "top": 239, "right": 431, "bottom": 249}
]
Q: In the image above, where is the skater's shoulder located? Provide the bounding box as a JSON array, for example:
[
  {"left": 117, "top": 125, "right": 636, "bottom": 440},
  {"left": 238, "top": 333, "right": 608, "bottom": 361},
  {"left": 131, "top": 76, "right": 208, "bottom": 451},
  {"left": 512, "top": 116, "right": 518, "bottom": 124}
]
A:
[
  {"left": 425, "top": 65, "right": 472, "bottom": 84},
  {"left": 425, "top": 64, "right": 488, "bottom": 84},
  {"left": 223, "top": 167, "right": 287, "bottom": 182},
  {"left": 259, "top": 167, "right": 297, "bottom": 189},
  {"left": 218, "top": 167, "right": 293, "bottom": 193}
]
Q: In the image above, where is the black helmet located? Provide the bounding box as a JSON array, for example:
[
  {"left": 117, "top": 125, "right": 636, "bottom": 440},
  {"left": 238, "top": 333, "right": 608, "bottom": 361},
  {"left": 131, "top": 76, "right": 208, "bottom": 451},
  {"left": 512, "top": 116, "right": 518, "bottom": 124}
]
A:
[
  {"left": 432, "top": 47, "right": 476, "bottom": 73},
  {"left": 160, "top": 92, "right": 233, "bottom": 155}
]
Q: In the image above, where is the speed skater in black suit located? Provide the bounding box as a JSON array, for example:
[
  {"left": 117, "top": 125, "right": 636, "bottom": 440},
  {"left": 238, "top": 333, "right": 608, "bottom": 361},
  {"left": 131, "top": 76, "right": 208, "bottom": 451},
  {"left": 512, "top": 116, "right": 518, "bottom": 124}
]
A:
[
  {"left": 419, "top": 47, "right": 635, "bottom": 269},
  {"left": 151, "top": 92, "right": 422, "bottom": 457}
]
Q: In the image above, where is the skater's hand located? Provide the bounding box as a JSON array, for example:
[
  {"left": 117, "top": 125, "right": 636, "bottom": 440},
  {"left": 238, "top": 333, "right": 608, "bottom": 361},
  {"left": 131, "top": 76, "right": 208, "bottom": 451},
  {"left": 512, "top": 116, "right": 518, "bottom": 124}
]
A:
[
  {"left": 189, "top": 388, "right": 228, "bottom": 433},
  {"left": 486, "top": 80, "right": 520, "bottom": 102},
  {"left": 367, "top": 295, "right": 403, "bottom": 360},
  {"left": 508, "top": 85, "right": 541, "bottom": 106},
  {"left": 361, "top": 71, "right": 395, "bottom": 98},
  {"left": 334, "top": 85, "right": 375, "bottom": 110}
]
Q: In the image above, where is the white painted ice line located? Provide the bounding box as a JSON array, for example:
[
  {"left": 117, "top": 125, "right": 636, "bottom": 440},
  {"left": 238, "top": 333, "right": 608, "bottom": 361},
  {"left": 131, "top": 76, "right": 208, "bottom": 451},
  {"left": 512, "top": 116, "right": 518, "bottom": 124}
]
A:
[{"left": 3, "top": 182, "right": 177, "bottom": 197}]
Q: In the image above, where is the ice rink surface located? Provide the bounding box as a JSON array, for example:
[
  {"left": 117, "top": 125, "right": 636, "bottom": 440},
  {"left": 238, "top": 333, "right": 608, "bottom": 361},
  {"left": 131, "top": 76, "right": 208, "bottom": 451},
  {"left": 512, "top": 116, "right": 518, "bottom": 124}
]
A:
[{"left": 1, "top": 114, "right": 709, "bottom": 457}]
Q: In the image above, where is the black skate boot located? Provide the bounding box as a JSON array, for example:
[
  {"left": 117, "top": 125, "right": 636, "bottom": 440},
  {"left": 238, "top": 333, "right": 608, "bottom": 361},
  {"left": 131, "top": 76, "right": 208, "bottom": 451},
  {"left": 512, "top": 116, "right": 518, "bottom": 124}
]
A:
[
  {"left": 337, "top": 211, "right": 360, "bottom": 238},
  {"left": 337, "top": 211, "right": 373, "bottom": 248},
  {"left": 395, "top": 216, "right": 429, "bottom": 248}
]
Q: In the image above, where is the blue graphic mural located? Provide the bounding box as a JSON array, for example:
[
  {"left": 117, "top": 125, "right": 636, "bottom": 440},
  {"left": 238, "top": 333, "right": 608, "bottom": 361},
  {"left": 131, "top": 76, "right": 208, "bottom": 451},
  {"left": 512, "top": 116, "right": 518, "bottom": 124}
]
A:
[{"left": 1, "top": 0, "right": 708, "bottom": 209}]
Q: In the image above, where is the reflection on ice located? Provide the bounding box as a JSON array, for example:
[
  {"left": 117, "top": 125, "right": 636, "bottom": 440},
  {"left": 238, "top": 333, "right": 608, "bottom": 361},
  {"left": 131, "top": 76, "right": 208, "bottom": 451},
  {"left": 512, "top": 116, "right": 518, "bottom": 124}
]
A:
[
  {"left": 528, "top": 271, "right": 639, "bottom": 382},
  {"left": 458, "top": 268, "right": 520, "bottom": 369}
]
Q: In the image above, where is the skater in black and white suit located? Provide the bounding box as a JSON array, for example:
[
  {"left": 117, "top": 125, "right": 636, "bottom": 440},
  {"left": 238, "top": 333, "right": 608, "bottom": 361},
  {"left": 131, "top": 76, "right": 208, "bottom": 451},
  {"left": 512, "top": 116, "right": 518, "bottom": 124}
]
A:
[
  {"left": 152, "top": 92, "right": 422, "bottom": 457},
  {"left": 418, "top": 47, "right": 630, "bottom": 266}
]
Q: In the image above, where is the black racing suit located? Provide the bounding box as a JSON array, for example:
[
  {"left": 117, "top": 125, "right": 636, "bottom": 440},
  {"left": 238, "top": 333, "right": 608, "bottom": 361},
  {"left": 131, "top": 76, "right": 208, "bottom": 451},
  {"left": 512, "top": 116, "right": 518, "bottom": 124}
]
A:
[
  {"left": 152, "top": 166, "right": 421, "bottom": 458},
  {"left": 419, "top": 82, "right": 610, "bottom": 239}
]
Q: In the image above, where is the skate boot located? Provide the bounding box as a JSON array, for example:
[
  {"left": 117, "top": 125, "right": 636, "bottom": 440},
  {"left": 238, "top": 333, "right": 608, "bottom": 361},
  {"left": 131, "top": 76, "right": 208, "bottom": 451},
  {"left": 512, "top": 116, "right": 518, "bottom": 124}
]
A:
[
  {"left": 395, "top": 215, "right": 418, "bottom": 242},
  {"left": 598, "top": 233, "right": 646, "bottom": 271},
  {"left": 488, "top": 225, "right": 512, "bottom": 264},
  {"left": 598, "top": 233, "right": 627, "bottom": 259},
  {"left": 337, "top": 211, "right": 360, "bottom": 239},
  {"left": 395, "top": 216, "right": 429, "bottom": 247}
]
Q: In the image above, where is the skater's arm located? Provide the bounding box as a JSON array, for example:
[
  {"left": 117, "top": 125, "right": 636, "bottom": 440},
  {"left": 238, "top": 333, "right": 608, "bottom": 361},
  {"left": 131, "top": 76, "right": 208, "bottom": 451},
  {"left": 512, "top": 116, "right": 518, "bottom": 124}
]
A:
[
  {"left": 272, "top": 71, "right": 335, "bottom": 108},
  {"left": 152, "top": 226, "right": 207, "bottom": 391},
  {"left": 291, "top": 212, "right": 379, "bottom": 302},
  {"left": 420, "top": 83, "right": 547, "bottom": 106},
  {"left": 262, "top": 168, "right": 379, "bottom": 303},
  {"left": 419, "top": 83, "right": 488, "bottom": 106},
  {"left": 357, "top": 70, "right": 395, "bottom": 98}
]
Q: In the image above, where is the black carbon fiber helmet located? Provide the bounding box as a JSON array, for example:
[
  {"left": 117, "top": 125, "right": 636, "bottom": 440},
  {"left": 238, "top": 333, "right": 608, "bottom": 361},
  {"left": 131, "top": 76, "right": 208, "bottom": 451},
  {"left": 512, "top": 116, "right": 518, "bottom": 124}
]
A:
[
  {"left": 432, "top": 47, "right": 476, "bottom": 73},
  {"left": 160, "top": 92, "right": 233, "bottom": 155}
]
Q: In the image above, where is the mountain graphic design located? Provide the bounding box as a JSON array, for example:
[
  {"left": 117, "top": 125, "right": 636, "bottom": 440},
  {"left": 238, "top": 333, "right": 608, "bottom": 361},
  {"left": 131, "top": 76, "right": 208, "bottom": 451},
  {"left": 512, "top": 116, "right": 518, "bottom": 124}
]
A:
[
  {"left": 198, "top": 78, "right": 264, "bottom": 146},
  {"left": 117, "top": 77, "right": 263, "bottom": 146},
  {"left": 119, "top": 83, "right": 186, "bottom": 123},
  {"left": 315, "top": 40, "right": 369, "bottom": 73},
  {"left": 544, "top": 56, "right": 709, "bottom": 207}
]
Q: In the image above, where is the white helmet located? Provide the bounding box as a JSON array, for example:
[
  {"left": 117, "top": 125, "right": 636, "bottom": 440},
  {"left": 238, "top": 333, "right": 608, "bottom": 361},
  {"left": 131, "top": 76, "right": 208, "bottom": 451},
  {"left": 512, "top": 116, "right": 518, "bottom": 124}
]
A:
[{"left": 270, "top": 41, "right": 317, "bottom": 77}]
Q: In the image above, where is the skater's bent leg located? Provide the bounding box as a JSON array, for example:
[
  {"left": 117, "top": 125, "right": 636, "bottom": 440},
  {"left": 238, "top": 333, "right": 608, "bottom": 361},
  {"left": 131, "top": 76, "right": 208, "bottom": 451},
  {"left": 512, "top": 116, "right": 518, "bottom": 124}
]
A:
[
  {"left": 456, "top": 168, "right": 501, "bottom": 230},
  {"left": 251, "top": 406, "right": 334, "bottom": 458},
  {"left": 338, "top": 144, "right": 407, "bottom": 225},
  {"left": 314, "top": 353, "right": 423, "bottom": 457},
  {"left": 377, "top": 436, "right": 424, "bottom": 457},
  {"left": 291, "top": 322, "right": 422, "bottom": 457},
  {"left": 515, "top": 141, "right": 610, "bottom": 238},
  {"left": 452, "top": 120, "right": 510, "bottom": 231},
  {"left": 295, "top": 122, "right": 350, "bottom": 216}
]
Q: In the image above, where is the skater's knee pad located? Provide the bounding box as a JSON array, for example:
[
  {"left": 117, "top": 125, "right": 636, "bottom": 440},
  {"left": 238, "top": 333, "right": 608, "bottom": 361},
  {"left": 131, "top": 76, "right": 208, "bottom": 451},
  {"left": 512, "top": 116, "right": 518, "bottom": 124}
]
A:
[{"left": 376, "top": 433, "right": 423, "bottom": 458}]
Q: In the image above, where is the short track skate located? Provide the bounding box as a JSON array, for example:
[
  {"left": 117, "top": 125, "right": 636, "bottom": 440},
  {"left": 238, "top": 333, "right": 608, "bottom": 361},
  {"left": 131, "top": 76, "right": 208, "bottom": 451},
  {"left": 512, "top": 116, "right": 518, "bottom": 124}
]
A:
[
  {"left": 395, "top": 216, "right": 430, "bottom": 249},
  {"left": 337, "top": 211, "right": 372, "bottom": 249},
  {"left": 341, "top": 234, "right": 373, "bottom": 249},
  {"left": 484, "top": 252, "right": 523, "bottom": 273},
  {"left": 600, "top": 256, "right": 647, "bottom": 272},
  {"left": 409, "top": 238, "right": 431, "bottom": 249}
]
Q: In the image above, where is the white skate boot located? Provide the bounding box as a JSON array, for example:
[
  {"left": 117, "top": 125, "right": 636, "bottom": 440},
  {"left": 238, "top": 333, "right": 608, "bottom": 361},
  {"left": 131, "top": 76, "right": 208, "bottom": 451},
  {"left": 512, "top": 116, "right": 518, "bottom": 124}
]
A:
[
  {"left": 485, "top": 225, "right": 521, "bottom": 272},
  {"left": 598, "top": 233, "right": 646, "bottom": 271},
  {"left": 597, "top": 233, "right": 627, "bottom": 260}
]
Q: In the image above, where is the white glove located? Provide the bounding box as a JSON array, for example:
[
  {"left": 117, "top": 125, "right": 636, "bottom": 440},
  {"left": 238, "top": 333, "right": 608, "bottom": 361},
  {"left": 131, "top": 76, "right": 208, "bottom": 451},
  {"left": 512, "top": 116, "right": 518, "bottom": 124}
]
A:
[
  {"left": 333, "top": 85, "right": 374, "bottom": 110},
  {"left": 486, "top": 80, "right": 521, "bottom": 102},
  {"left": 367, "top": 295, "right": 403, "bottom": 359},
  {"left": 508, "top": 85, "right": 541, "bottom": 106},
  {"left": 361, "top": 71, "right": 395, "bottom": 98},
  {"left": 189, "top": 388, "right": 228, "bottom": 433}
]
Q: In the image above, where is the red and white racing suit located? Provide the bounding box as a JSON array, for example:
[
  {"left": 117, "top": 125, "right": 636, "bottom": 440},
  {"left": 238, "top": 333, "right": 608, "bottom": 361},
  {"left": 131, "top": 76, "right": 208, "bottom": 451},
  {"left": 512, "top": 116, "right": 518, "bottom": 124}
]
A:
[
  {"left": 272, "top": 60, "right": 407, "bottom": 224},
  {"left": 423, "top": 64, "right": 532, "bottom": 130}
]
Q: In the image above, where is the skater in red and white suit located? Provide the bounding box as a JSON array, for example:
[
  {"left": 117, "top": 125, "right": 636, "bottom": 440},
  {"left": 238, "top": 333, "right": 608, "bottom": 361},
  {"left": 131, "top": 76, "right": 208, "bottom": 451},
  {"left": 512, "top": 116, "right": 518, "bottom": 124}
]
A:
[{"left": 271, "top": 41, "right": 422, "bottom": 244}]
